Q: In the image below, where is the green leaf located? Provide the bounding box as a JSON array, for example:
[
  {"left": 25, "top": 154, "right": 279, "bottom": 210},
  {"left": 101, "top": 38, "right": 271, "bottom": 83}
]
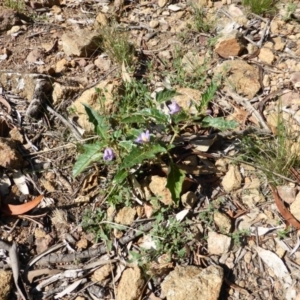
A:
[
  {"left": 166, "top": 162, "right": 185, "bottom": 206},
  {"left": 202, "top": 81, "right": 217, "bottom": 105},
  {"left": 113, "top": 169, "right": 128, "bottom": 184},
  {"left": 140, "top": 108, "right": 169, "bottom": 123},
  {"left": 121, "top": 115, "right": 146, "bottom": 124},
  {"left": 156, "top": 89, "right": 178, "bottom": 104},
  {"left": 121, "top": 144, "right": 167, "bottom": 170},
  {"left": 201, "top": 116, "right": 238, "bottom": 131},
  {"left": 119, "top": 140, "right": 134, "bottom": 153},
  {"left": 82, "top": 103, "right": 109, "bottom": 140},
  {"left": 72, "top": 142, "right": 104, "bottom": 177}
]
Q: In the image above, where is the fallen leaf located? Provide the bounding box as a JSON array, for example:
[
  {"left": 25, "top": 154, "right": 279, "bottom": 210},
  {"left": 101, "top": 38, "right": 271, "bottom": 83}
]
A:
[
  {"left": 1, "top": 195, "right": 44, "bottom": 215},
  {"left": 255, "top": 245, "right": 292, "bottom": 285},
  {"left": 270, "top": 185, "right": 300, "bottom": 229}
]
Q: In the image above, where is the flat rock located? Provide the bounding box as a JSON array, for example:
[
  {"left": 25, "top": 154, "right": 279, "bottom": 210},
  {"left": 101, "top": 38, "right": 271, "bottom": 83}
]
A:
[
  {"left": 213, "top": 211, "right": 232, "bottom": 233},
  {"left": 214, "top": 60, "right": 260, "bottom": 99},
  {"left": 221, "top": 165, "right": 242, "bottom": 193},
  {"left": 207, "top": 232, "right": 231, "bottom": 255},
  {"left": 259, "top": 47, "right": 274, "bottom": 65},
  {"left": 0, "top": 270, "right": 13, "bottom": 300},
  {"left": 149, "top": 176, "right": 173, "bottom": 205},
  {"left": 273, "top": 36, "right": 286, "bottom": 51},
  {"left": 116, "top": 267, "right": 145, "bottom": 300},
  {"left": 61, "top": 28, "right": 101, "bottom": 57},
  {"left": 71, "top": 80, "right": 120, "bottom": 133},
  {"left": 92, "top": 264, "right": 114, "bottom": 282},
  {"left": 161, "top": 265, "right": 223, "bottom": 300},
  {"left": 215, "top": 31, "right": 246, "bottom": 58},
  {"left": 0, "top": 9, "right": 22, "bottom": 33}
]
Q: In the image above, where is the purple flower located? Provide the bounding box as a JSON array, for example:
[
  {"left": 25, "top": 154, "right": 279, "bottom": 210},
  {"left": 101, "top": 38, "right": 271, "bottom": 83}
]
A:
[
  {"left": 103, "top": 148, "right": 115, "bottom": 161},
  {"left": 135, "top": 130, "right": 150, "bottom": 144},
  {"left": 167, "top": 100, "right": 181, "bottom": 115}
]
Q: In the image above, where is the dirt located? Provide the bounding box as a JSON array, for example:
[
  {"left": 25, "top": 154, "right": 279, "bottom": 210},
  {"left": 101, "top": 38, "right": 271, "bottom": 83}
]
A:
[{"left": 1, "top": 0, "right": 300, "bottom": 299}]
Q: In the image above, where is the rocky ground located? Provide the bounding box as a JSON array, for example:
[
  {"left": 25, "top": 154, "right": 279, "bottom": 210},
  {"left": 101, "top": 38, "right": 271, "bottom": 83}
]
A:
[{"left": 1, "top": 0, "right": 300, "bottom": 299}]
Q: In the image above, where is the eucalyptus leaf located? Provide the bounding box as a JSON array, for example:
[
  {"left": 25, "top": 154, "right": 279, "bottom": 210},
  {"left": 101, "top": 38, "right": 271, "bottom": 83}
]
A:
[{"left": 201, "top": 116, "right": 238, "bottom": 131}]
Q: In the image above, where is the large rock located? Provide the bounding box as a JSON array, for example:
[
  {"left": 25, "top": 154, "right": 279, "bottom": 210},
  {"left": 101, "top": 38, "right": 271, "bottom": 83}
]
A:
[
  {"left": 0, "top": 72, "right": 52, "bottom": 101},
  {"left": 214, "top": 60, "right": 261, "bottom": 99},
  {"left": 161, "top": 265, "right": 223, "bottom": 300},
  {"left": 116, "top": 267, "right": 145, "bottom": 300},
  {"left": 70, "top": 80, "right": 120, "bottom": 133},
  {"left": 0, "top": 9, "right": 22, "bottom": 33},
  {"left": 61, "top": 28, "right": 101, "bottom": 57}
]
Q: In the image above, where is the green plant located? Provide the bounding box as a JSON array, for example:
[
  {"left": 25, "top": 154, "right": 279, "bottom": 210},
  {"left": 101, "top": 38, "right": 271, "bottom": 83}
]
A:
[
  {"left": 191, "top": 5, "right": 212, "bottom": 33},
  {"left": 100, "top": 25, "right": 135, "bottom": 66},
  {"left": 284, "top": 1, "right": 297, "bottom": 21},
  {"left": 131, "top": 208, "right": 193, "bottom": 265},
  {"left": 239, "top": 111, "right": 300, "bottom": 185},
  {"left": 170, "top": 47, "right": 208, "bottom": 90},
  {"left": 4, "top": 0, "right": 26, "bottom": 12},
  {"left": 81, "top": 209, "right": 113, "bottom": 250},
  {"left": 230, "top": 229, "right": 250, "bottom": 246},
  {"left": 242, "top": 0, "right": 277, "bottom": 15},
  {"left": 277, "top": 227, "right": 290, "bottom": 240}
]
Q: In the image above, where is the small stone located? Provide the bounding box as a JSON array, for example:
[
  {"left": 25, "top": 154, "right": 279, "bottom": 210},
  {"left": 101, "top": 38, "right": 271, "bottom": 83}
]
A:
[
  {"left": 115, "top": 207, "right": 136, "bottom": 225},
  {"left": 35, "top": 228, "right": 46, "bottom": 238},
  {"left": 215, "top": 33, "right": 245, "bottom": 58},
  {"left": 273, "top": 37, "right": 285, "bottom": 51},
  {"left": 149, "top": 20, "right": 159, "bottom": 28},
  {"left": 244, "top": 251, "right": 252, "bottom": 264},
  {"left": 35, "top": 235, "right": 54, "bottom": 254},
  {"left": 181, "top": 191, "right": 197, "bottom": 209},
  {"left": 213, "top": 212, "right": 231, "bottom": 234},
  {"left": 207, "top": 232, "right": 231, "bottom": 255},
  {"left": 95, "top": 12, "right": 108, "bottom": 26},
  {"left": 84, "top": 64, "right": 95, "bottom": 73},
  {"left": 94, "top": 56, "right": 111, "bottom": 71},
  {"left": 61, "top": 28, "right": 101, "bottom": 57},
  {"left": 78, "top": 59, "right": 87, "bottom": 67},
  {"left": 221, "top": 165, "right": 242, "bottom": 193},
  {"left": 76, "top": 238, "right": 88, "bottom": 249},
  {"left": 259, "top": 48, "right": 274, "bottom": 65},
  {"left": 158, "top": 0, "right": 168, "bottom": 7},
  {"left": 149, "top": 176, "right": 173, "bottom": 205},
  {"left": 26, "top": 49, "right": 44, "bottom": 63},
  {"left": 7, "top": 25, "right": 21, "bottom": 34},
  {"left": 55, "top": 58, "right": 69, "bottom": 73},
  {"left": 92, "top": 264, "right": 114, "bottom": 282}
]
